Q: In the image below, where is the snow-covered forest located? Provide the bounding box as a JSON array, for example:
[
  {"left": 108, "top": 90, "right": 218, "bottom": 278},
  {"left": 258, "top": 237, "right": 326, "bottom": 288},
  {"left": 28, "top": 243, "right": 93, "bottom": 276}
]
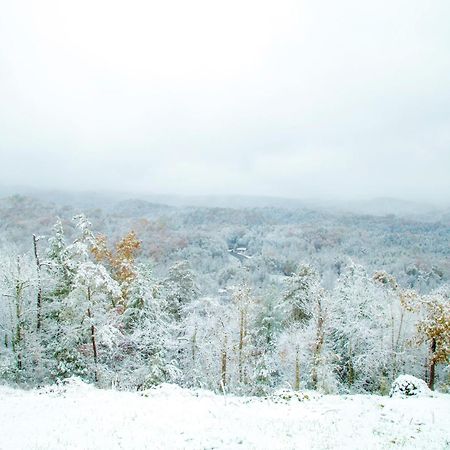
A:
[{"left": 0, "top": 194, "right": 449, "bottom": 395}]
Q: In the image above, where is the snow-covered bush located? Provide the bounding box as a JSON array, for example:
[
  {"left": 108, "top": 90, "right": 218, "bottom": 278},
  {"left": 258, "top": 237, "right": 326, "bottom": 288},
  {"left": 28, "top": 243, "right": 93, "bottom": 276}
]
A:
[
  {"left": 389, "top": 375, "right": 432, "bottom": 398},
  {"left": 38, "top": 376, "right": 93, "bottom": 396},
  {"left": 140, "top": 383, "right": 193, "bottom": 398},
  {"left": 270, "top": 388, "right": 322, "bottom": 403}
]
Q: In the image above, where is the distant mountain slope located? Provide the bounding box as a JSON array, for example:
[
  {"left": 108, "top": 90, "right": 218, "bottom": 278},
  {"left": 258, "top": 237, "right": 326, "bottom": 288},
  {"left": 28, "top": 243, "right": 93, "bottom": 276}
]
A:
[{"left": 1, "top": 185, "right": 448, "bottom": 222}]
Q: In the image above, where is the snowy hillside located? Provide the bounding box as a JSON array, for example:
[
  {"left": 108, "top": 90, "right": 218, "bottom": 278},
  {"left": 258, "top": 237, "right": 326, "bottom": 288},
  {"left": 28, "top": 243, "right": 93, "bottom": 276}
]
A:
[{"left": 0, "top": 382, "right": 449, "bottom": 450}]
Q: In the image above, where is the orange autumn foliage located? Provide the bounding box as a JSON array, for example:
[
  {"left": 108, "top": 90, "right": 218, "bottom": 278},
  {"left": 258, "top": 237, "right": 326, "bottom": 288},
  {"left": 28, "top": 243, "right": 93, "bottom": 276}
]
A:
[{"left": 91, "top": 230, "right": 141, "bottom": 305}]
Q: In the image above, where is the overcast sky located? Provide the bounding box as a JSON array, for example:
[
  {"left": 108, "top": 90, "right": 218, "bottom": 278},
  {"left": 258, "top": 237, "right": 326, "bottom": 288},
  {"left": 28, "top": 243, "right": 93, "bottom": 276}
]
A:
[{"left": 0, "top": 0, "right": 449, "bottom": 202}]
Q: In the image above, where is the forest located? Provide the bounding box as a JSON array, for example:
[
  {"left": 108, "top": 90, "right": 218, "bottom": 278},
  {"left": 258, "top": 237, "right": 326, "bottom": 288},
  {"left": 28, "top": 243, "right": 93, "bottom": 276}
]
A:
[{"left": 0, "top": 194, "right": 449, "bottom": 394}]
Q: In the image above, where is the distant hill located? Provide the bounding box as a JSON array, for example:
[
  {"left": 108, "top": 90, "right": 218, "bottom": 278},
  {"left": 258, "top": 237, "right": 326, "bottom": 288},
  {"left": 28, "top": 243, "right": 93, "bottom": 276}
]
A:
[{"left": 0, "top": 185, "right": 448, "bottom": 223}]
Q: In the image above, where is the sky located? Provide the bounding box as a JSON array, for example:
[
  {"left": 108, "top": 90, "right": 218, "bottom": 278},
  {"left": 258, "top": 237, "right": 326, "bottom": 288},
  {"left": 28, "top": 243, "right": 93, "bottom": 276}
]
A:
[{"left": 0, "top": 0, "right": 449, "bottom": 202}]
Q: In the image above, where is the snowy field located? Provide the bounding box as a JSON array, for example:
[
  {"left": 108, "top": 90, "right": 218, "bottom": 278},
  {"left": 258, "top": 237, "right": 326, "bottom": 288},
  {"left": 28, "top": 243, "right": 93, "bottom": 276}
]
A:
[{"left": 0, "top": 382, "right": 449, "bottom": 450}]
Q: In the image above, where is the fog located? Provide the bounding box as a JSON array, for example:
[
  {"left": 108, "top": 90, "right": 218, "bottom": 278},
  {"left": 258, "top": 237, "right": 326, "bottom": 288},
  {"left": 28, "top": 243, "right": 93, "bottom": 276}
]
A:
[{"left": 1, "top": 0, "right": 449, "bottom": 202}]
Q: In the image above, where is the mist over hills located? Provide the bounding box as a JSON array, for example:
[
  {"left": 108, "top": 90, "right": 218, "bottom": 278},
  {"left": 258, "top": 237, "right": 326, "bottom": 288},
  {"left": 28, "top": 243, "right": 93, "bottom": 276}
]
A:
[{"left": 0, "top": 184, "right": 448, "bottom": 222}]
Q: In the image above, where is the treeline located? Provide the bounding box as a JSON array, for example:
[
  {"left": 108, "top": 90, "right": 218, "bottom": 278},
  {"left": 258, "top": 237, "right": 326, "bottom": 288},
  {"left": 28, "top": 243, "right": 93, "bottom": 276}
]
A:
[{"left": 0, "top": 216, "right": 448, "bottom": 394}]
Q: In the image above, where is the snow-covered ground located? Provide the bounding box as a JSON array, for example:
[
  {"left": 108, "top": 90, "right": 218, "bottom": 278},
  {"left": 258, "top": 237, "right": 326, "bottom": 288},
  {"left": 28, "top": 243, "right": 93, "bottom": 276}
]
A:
[{"left": 0, "top": 381, "right": 449, "bottom": 450}]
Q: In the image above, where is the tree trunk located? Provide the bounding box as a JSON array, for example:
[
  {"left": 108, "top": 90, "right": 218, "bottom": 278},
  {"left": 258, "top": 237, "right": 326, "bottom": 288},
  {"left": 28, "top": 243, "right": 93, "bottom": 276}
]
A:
[
  {"left": 294, "top": 347, "right": 300, "bottom": 390},
  {"left": 428, "top": 338, "right": 437, "bottom": 390},
  {"left": 191, "top": 327, "right": 197, "bottom": 364},
  {"left": 221, "top": 335, "right": 227, "bottom": 389},
  {"left": 424, "top": 357, "right": 429, "bottom": 385},
  {"left": 312, "top": 299, "right": 324, "bottom": 390},
  {"left": 346, "top": 342, "right": 355, "bottom": 386},
  {"left": 86, "top": 288, "right": 98, "bottom": 383},
  {"left": 14, "top": 257, "right": 24, "bottom": 371},
  {"left": 33, "top": 234, "right": 43, "bottom": 331},
  {"left": 238, "top": 308, "right": 245, "bottom": 383}
]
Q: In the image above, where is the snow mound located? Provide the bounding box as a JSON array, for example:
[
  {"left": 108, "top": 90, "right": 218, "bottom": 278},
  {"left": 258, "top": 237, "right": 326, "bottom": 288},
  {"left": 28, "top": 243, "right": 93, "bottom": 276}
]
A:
[
  {"left": 38, "top": 377, "right": 94, "bottom": 397},
  {"left": 389, "top": 375, "right": 432, "bottom": 398},
  {"left": 271, "top": 388, "right": 322, "bottom": 403}
]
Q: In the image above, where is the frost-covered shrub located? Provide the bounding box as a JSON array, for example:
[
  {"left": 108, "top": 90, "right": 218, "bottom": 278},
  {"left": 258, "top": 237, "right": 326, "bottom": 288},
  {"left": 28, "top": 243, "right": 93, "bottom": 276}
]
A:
[
  {"left": 389, "top": 375, "right": 432, "bottom": 398},
  {"left": 270, "top": 389, "right": 322, "bottom": 403},
  {"left": 0, "top": 351, "right": 17, "bottom": 384},
  {"left": 140, "top": 383, "right": 192, "bottom": 398},
  {"left": 38, "top": 376, "right": 93, "bottom": 396}
]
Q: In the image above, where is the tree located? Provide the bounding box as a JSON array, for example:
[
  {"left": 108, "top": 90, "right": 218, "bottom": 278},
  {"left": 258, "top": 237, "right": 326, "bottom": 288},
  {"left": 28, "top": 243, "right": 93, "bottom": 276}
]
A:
[
  {"left": 232, "top": 283, "right": 253, "bottom": 385},
  {"left": 162, "top": 261, "right": 199, "bottom": 321},
  {"left": 402, "top": 286, "right": 450, "bottom": 390},
  {"left": 330, "top": 262, "right": 390, "bottom": 392},
  {"left": 43, "top": 216, "right": 122, "bottom": 384},
  {"left": 283, "top": 264, "right": 321, "bottom": 325},
  {"left": 32, "top": 234, "right": 44, "bottom": 331},
  {"left": 179, "top": 296, "right": 229, "bottom": 391},
  {"left": 71, "top": 262, "right": 121, "bottom": 382},
  {"left": 278, "top": 264, "right": 334, "bottom": 391},
  {"left": 46, "top": 218, "right": 76, "bottom": 298},
  {"left": 419, "top": 294, "right": 449, "bottom": 390},
  {"left": 277, "top": 324, "right": 308, "bottom": 390},
  {"left": 92, "top": 230, "right": 141, "bottom": 307},
  {"left": 0, "top": 255, "right": 34, "bottom": 381},
  {"left": 129, "top": 273, "right": 180, "bottom": 389},
  {"left": 373, "top": 271, "right": 418, "bottom": 383}
]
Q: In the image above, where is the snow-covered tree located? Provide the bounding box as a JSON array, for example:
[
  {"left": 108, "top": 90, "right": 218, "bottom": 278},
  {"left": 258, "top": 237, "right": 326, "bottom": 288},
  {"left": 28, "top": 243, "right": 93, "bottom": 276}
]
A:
[
  {"left": 161, "top": 261, "right": 199, "bottom": 321},
  {"left": 0, "top": 255, "right": 36, "bottom": 382},
  {"left": 330, "top": 263, "right": 392, "bottom": 392},
  {"left": 283, "top": 264, "right": 321, "bottom": 325}
]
